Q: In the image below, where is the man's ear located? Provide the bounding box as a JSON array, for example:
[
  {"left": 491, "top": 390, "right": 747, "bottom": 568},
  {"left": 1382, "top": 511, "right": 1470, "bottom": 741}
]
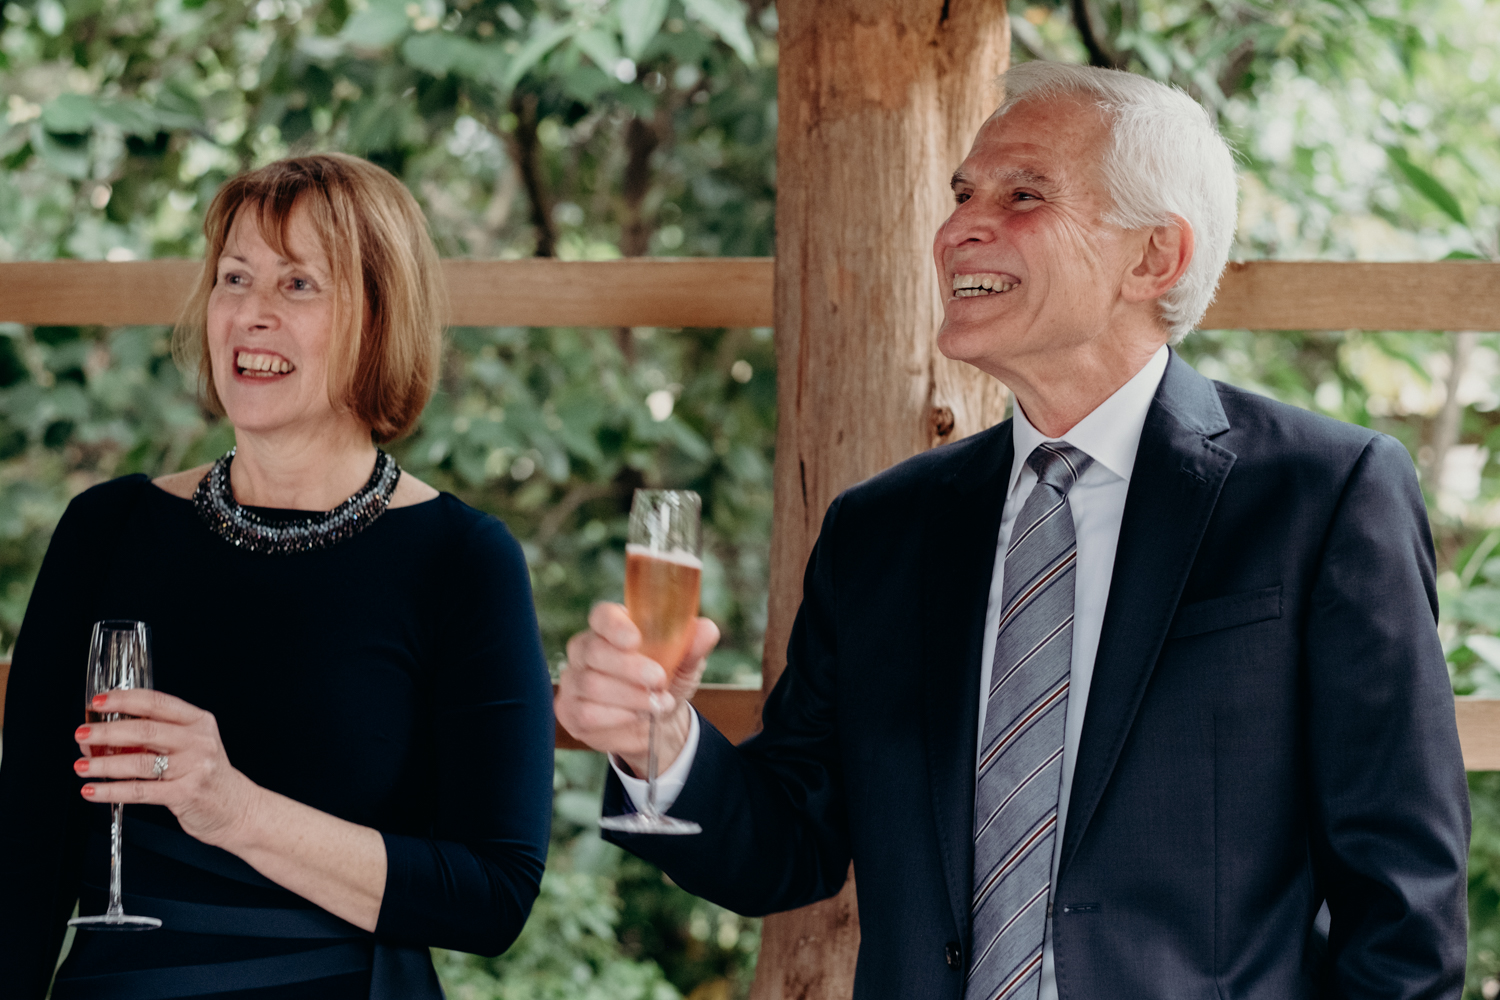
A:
[{"left": 1121, "top": 214, "right": 1193, "bottom": 304}]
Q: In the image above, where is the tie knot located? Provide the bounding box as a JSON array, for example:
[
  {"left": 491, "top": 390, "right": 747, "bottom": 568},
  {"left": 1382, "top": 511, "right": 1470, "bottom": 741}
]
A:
[{"left": 1026, "top": 442, "right": 1093, "bottom": 495}]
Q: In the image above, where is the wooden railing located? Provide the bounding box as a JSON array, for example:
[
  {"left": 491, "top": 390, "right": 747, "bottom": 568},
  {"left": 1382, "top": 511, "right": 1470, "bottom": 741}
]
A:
[
  {"left": 4, "top": 257, "right": 1500, "bottom": 330},
  {"left": 0, "top": 258, "right": 1497, "bottom": 769}
]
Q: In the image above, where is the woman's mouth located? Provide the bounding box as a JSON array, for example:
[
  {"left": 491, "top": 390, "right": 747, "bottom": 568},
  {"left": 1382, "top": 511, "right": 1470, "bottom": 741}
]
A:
[{"left": 235, "top": 351, "right": 296, "bottom": 378}]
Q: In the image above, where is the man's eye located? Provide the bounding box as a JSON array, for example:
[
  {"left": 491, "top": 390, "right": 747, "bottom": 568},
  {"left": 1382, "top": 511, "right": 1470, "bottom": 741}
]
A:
[{"left": 954, "top": 192, "right": 971, "bottom": 204}]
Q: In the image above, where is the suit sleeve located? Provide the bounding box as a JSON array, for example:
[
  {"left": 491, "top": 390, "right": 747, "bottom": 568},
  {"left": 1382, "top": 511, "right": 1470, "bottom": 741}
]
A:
[
  {"left": 602, "top": 495, "right": 853, "bottom": 917},
  {"left": 1304, "top": 433, "right": 1470, "bottom": 998}
]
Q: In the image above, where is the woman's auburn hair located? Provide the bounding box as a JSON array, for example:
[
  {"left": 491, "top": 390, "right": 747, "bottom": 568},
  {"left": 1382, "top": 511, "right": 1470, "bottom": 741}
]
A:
[{"left": 173, "top": 153, "right": 448, "bottom": 443}]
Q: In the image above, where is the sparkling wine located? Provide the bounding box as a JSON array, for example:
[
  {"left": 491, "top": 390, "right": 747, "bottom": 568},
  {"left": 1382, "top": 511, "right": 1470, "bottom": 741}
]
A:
[
  {"left": 597, "top": 491, "right": 704, "bottom": 835},
  {"left": 624, "top": 544, "right": 702, "bottom": 674},
  {"left": 84, "top": 709, "right": 147, "bottom": 757}
]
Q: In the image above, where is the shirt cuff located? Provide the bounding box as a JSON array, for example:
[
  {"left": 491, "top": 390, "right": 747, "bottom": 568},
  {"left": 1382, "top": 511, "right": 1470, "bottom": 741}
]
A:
[{"left": 609, "top": 707, "right": 701, "bottom": 815}]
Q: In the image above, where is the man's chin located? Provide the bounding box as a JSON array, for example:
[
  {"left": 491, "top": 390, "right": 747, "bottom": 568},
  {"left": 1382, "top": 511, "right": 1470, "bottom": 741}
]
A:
[{"left": 936, "top": 320, "right": 997, "bottom": 367}]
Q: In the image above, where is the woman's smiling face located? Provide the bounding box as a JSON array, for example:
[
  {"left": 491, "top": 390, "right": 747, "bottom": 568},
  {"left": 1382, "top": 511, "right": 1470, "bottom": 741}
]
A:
[{"left": 206, "top": 204, "right": 349, "bottom": 437}]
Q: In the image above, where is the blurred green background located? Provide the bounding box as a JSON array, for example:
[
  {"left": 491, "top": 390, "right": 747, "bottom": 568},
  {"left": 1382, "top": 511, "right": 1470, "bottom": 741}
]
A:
[{"left": 3, "top": 0, "right": 1499, "bottom": 996}]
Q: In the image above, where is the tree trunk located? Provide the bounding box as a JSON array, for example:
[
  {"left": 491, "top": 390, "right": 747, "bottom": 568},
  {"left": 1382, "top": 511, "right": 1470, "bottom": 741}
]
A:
[{"left": 753, "top": 3, "right": 1011, "bottom": 997}]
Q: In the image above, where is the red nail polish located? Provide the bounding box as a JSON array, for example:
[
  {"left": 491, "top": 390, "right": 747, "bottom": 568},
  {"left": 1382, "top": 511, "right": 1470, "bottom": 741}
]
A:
[
  {"left": 74, "top": 759, "right": 89, "bottom": 774},
  {"left": 75, "top": 726, "right": 91, "bottom": 740},
  {"left": 91, "top": 694, "right": 107, "bottom": 709},
  {"left": 81, "top": 785, "right": 95, "bottom": 797}
]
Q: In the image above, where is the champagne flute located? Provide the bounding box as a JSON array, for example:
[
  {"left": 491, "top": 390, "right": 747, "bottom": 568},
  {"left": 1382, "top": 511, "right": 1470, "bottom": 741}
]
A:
[
  {"left": 69, "top": 620, "right": 163, "bottom": 931},
  {"left": 600, "top": 490, "right": 704, "bottom": 835}
]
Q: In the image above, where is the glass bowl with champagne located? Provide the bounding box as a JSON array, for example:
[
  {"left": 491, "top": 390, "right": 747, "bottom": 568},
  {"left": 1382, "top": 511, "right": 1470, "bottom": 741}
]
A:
[{"left": 599, "top": 489, "right": 704, "bottom": 835}]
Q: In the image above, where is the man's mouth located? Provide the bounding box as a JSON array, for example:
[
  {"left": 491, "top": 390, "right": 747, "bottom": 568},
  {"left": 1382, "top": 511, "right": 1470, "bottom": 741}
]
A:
[
  {"left": 951, "top": 273, "right": 1019, "bottom": 298},
  {"left": 235, "top": 351, "right": 296, "bottom": 378}
]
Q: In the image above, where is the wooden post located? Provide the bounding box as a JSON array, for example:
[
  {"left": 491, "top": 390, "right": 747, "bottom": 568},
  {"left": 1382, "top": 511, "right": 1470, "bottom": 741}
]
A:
[{"left": 753, "top": 2, "right": 1011, "bottom": 997}]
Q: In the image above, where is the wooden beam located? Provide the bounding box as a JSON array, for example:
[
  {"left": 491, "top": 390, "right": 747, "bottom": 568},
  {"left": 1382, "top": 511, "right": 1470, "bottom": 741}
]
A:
[
  {"left": 442, "top": 259, "right": 775, "bottom": 328},
  {"left": 3, "top": 259, "right": 1496, "bottom": 331},
  {"left": 756, "top": 2, "right": 1014, "bottom": 997},
  {"left": 0, "top": 258, "right": 776, "bottom": 329},
  {"left": 1457, "top": 697, "right": 1500, "bottom": 771},
  {"left": 1202, "top": 261, "right": 1500, "bottom": 332},
  {"left": 0, "top": 260, "right": 198, "bottom": 327}
]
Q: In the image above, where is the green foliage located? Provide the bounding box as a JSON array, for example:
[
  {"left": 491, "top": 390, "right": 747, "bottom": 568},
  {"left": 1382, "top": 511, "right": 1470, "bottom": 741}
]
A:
[
  {"left": 0, "top": 0, "right": 780, "bottom": 660},
  {"left": 1471, "top": 773, "right": 1500, "bottom": 1000},
  {"left": 6, "top": 0, "right": 1500, "bottom": 994},
  {"left": 433, "top": 750, "right": 758, "bottom": 999},
  {"left": 401, "top": 322, "right": 775, "bottom": 678},
  {"left": 4, "top": 0, "right": 776, "bottom": 994}
]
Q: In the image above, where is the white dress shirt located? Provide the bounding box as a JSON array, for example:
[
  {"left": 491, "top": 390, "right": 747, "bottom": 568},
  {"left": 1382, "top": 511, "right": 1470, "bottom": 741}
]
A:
[
  {"left": 982, "top": 345, "right": 1168, "bottom": 1000},
  {"left": 618, "top": 346, "right": 1171, "bottom": 999}
]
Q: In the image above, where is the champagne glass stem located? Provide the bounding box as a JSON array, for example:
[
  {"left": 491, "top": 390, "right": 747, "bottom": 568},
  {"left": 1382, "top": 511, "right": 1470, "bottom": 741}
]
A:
[
  {"left": 107, "top": 803, "right": 125, "bottom": 919},
  {"left": 644, "top": 709, "right": 661, "bottom": 817}
]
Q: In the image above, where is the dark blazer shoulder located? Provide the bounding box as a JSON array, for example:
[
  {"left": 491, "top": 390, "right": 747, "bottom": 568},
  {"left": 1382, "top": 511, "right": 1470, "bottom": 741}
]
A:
[
  {"left": 1213, "top": 379, "right": 1374, "bottom": 446},
  {"left": 837, "top": 420, "right": 1011, "bottom": 515},
  {"left": 1209, "top": 379, "right": 1400, "bottom": 485}
]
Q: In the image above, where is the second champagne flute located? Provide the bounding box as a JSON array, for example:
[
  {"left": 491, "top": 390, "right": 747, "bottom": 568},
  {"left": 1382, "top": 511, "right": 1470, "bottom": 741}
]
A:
[
  {"left": 599, "top": 490, "right": 704, "bottom": 835},
  {"left": 69, "top": 620, "right": 163, "bottom": 930}
]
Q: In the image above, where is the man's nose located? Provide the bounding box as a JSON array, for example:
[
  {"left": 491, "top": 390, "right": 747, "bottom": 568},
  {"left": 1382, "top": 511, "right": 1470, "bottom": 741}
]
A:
[{"left": 935, "top": 200, "right": 997, "bottom": 249}]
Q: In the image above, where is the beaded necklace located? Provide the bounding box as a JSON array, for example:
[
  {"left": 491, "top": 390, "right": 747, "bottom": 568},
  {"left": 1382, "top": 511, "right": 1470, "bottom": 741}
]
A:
[{"left": 192, "top": 447, "right": 400, "bottom": 555}]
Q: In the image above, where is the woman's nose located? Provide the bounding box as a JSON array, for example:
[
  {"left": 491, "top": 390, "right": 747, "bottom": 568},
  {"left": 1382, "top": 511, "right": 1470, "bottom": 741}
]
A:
[{"left": 239, "top": 282, "right": 281, "bottom": 329}]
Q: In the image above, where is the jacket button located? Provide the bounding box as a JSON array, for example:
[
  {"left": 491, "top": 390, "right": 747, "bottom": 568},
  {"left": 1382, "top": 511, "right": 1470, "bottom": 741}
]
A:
[{"left": 945, "top": 941, "right": 962, "bottom": 970}]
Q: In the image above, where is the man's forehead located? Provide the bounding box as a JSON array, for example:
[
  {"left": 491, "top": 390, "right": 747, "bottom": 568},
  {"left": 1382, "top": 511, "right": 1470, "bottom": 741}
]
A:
[
  {"left": 951, "top": 153, "right": 1056, "bottom": 187},
  {"left": 953, "top": 104, "right": 1109, "bottom": 187}
]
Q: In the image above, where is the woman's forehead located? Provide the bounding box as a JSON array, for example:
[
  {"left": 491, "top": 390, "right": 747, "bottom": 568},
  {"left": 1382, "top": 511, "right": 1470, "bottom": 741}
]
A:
[{"left": 223, "top": 201, "right": 330, "bottom": 273}]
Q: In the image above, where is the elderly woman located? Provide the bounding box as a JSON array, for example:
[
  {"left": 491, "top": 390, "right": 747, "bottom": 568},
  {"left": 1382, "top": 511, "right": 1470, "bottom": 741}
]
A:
[{"left": 0, "top": 154, "right": 554, "bottom": 998}]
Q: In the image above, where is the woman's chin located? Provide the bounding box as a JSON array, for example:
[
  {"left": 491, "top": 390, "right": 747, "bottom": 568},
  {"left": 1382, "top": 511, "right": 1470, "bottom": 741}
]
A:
[{"left": 219, "top": 402, "right": 313, "bottom": 437}]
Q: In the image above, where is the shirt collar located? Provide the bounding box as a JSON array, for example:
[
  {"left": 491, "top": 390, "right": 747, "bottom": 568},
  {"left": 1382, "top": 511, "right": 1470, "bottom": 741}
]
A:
[{"left": 1008, "top": 344, "right": 1170, "bottom": 496}]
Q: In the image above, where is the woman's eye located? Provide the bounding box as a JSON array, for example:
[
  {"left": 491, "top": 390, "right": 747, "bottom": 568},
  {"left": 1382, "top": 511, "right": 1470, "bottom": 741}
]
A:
[{"left": 289, "top": 278, "right": 312, "bottom": 292}]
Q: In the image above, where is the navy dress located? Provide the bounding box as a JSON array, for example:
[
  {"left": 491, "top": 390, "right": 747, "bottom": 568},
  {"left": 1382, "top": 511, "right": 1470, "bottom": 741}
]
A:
[{"left": 0, "top": 475, "right": 555, "bottom": 998}]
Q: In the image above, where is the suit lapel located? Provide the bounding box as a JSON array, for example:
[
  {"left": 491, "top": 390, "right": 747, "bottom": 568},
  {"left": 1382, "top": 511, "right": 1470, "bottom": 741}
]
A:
[
  {"left": 1059, "top": 352, "right": 1235, "bottom": 875},
  {"left": 922, "top": 421, "right": 1014, "bottom": 947}
]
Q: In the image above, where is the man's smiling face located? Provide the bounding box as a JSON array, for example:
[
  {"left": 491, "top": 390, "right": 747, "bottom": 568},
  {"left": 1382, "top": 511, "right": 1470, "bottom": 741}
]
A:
[{"left": 934, "top": 96, "right": 1136, "bottom": 380}]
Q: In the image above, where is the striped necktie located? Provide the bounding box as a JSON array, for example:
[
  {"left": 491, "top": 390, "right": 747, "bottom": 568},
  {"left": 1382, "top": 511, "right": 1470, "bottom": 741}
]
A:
[{"left": 968, "top": 441, "right": 1093, "bottom": 1000}]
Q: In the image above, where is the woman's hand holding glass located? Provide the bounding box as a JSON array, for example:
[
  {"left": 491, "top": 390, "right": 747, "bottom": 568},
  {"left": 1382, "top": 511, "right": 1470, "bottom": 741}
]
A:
[
  {"left": 558, "top": 602, "right": 719, "bottom": 779},
  {"left": 75, "top": 688, "right": 260, "bottom": 850}
]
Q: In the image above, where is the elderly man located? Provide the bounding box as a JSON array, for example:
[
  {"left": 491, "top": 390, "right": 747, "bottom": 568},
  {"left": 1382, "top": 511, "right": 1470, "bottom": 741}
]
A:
[{"left": 556, "top": 63, "right": 1470, "bottom": 999}]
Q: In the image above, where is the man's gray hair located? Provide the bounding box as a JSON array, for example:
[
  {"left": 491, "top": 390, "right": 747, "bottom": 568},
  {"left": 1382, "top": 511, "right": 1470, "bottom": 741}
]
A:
[{"left": 991, "top": 62, "right": 1238, "bottom": 342}]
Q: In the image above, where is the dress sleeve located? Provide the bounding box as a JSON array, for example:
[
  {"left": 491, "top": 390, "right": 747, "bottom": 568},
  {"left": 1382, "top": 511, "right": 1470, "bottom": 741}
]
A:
[
  {"left": 0, "top": 478, "right": 145, "bottom": 997},
  {"left": 374, "top": 511, "right": 554, "bottom": 957}
]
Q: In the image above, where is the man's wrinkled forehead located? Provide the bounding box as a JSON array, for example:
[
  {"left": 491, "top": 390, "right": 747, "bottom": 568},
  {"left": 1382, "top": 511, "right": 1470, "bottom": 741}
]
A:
[
  {"left": 953, "top": 101, "right": 1111, "bottom": 191},
  {"left": 949, "top": 162, "right": 1055, "bottom": 192}
]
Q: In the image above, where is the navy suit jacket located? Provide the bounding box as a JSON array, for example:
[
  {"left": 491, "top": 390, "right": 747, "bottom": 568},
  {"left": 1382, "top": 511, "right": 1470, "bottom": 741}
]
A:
[{"left": 605, "top": 352, "right": 1470, "bottom": 999}]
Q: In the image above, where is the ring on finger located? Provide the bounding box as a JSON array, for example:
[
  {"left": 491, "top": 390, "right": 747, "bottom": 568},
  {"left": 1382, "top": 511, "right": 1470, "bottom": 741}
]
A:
[{"left": 151, "top": 755, "right": 169, "bottom": 780}]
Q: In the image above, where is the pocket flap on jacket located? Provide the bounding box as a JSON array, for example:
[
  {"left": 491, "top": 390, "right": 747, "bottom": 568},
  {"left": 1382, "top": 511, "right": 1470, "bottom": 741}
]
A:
[{"left": 1168, "top": 585, "right": 1282, "bottom": 640}]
